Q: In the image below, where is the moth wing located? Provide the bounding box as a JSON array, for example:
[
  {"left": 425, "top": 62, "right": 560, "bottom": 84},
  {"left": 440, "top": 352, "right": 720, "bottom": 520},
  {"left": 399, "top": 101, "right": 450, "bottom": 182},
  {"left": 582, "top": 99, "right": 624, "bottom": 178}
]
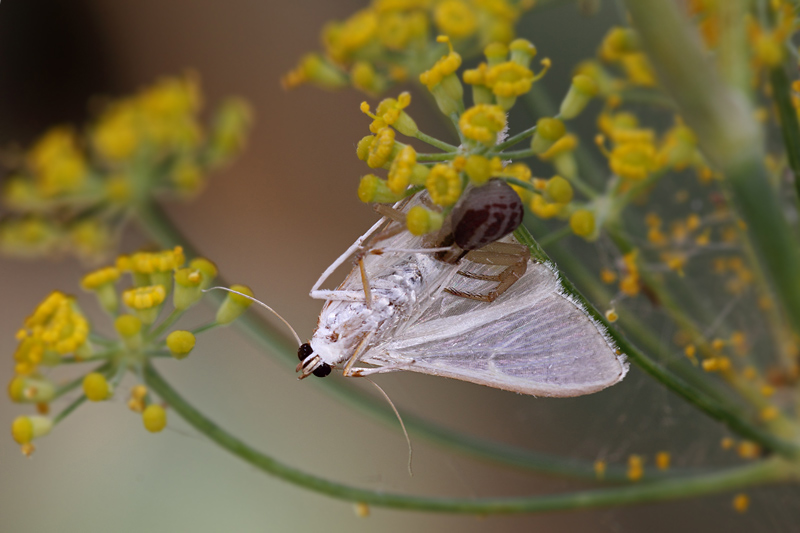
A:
[{"left": 361, "top": 258, "right": 628, "bottom": 397}]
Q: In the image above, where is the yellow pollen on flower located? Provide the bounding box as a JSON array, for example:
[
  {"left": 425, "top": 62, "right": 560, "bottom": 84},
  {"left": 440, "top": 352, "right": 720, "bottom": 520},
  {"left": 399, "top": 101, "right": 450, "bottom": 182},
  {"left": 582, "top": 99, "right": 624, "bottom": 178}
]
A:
[
  {"left": 387, "top": 145, "right": 417, "bottom": 194},
  {"left": 459, "top": 104, "right": 506, "bottom": 145},
  {"left": 485, "top": 61, "right": 534, "bottom": 98},
  {"left": 732, "top": 493, "right": 750, "bottom": 513},
  {"left": 609, "top": 142, "right": 657, "bottom": 180},
  {"left": 419, "top": 36, "right": 462, "bottom": 89},
  {"left": 627, "top": 454, "right": 644, "bottom": 482},
  {"left": 367, "top": 127, "right": 396, "bottom": 168},
  {"left": 655, "top": 451, "right": 670, "bottom": 471},
  {"left": 426, "top": 164, "right": 461, "bottom": 206},
  {"left": 20, "top": 291, "right": 90, "bottom": 358},
  {"left": 736, "top": 441, "right": 761, "bottom": 459},
  {"left": 594, "top": 460, "right": 606, "bottom": 479},
  {"left": 434, "top": 0, "right": 478, "bottom": 39},
  {"left": 605, "top": 309, "right": 618, "bottom": 323},
  {"left": 81, "top": 267, "right": 121, "bottom": 291},
  {"left": 529, "top": 194, "right": 562, "bottom": 219},
  {"left": 83, "top": 372, "right": 111, "bottom": 402},
  {"left": 600, "top": 269, "right": 617, "bottom": 284},
  {"left": 760, "top": 406, "right": 779, "bottom": 422},
  {"left": 143, "top": 404, "right": 167, "bottom": 433},
  {"left": 117, "top": 246, "right": 185, "bottom": 275},
  {"left": 123, "top": 285, "right": 167, "bottom": 310}
]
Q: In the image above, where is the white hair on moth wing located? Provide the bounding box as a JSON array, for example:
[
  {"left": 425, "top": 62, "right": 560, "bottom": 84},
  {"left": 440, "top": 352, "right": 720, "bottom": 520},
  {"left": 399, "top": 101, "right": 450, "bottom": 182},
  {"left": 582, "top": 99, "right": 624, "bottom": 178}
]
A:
[{"left": 548, "top": 261, "right": 629, "bottom": 377}]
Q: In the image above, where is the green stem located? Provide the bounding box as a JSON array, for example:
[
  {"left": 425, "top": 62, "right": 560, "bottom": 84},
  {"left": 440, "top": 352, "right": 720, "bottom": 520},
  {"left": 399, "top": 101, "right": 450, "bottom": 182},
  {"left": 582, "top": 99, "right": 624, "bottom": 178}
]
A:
[
  {"left": 414, "top": 130, "right": 459, "bottom": 152},
  {"left": 494, "top": 123, "right": 539, "bottom": 152},
  {"left": 60, "top": 350, "right": 117, "bottom": 364},
  {"left": 144, "top": 363, "right": 794, "bottom": 513},
  {"left": 53, "top": 395, "right": 87, "bottom": 425},
  {"left": 515, "top": 225, "right": 800, "bottom": 459},
  {"left": 416, "top": 151, "right": 458, "bottom": 162}
]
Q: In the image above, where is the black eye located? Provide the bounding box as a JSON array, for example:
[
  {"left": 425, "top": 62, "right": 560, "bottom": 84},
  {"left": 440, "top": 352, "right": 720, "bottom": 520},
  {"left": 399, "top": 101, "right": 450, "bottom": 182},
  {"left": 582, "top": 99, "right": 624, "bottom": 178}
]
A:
[
  {"left": 313, "top": 363, "right": 331, "bottom": 378},
  {"left": 450, "top": 179, "right": 524, "bottom": 250},
  {"left": 297, "top": 343, "right": 314, "bottom": 361}
]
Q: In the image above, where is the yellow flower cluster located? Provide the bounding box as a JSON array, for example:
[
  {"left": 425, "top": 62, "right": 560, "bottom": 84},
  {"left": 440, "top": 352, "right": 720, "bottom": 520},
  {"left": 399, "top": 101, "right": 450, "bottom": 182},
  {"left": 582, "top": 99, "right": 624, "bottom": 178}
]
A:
[
  {"left": 1, "top": 74, "right": 252, "bottom": 261},
  {"left": 282, "top": 0, "right": 531, "bottom": 95},
  {"left": 7, "top": 247, "right": 254, "bottom": 455}
]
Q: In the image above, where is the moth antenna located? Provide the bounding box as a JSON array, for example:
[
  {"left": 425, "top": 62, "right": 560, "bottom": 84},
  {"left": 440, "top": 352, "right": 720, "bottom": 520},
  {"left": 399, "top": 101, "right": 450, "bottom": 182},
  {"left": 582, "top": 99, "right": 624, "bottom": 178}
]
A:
[
  {"left": 364, "top": 377, "right": 413, "bottom": 477},
  {"left": 203, "top": 286, "right": 303, "bottom": 347}
]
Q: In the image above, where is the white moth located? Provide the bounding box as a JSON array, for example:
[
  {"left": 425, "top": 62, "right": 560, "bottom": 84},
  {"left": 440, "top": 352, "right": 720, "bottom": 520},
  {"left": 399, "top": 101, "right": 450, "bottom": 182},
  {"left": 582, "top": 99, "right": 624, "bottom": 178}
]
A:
[{"left": 297, "top": 186, "right": 628, "bottom": 397}]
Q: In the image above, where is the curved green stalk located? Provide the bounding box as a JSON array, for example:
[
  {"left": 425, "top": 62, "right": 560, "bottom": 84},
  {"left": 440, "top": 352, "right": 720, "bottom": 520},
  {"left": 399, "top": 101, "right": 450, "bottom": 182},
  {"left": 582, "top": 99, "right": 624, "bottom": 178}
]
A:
[{"left": 144, "top": 362, "right": 794, "bottom": 514}]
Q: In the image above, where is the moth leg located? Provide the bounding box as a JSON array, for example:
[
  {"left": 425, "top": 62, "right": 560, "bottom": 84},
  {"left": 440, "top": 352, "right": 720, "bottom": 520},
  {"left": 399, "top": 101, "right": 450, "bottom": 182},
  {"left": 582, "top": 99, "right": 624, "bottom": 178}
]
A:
[{"left": 446, "top": 243, "right": 530, "bottom": 302}]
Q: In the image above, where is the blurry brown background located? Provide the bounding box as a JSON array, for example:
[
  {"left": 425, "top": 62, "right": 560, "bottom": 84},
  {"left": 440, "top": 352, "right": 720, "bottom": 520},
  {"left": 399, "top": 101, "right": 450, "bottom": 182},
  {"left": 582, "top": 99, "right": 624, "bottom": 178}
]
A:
[{"left": 0, "top": 1, "right": 793, "bottom": 531}]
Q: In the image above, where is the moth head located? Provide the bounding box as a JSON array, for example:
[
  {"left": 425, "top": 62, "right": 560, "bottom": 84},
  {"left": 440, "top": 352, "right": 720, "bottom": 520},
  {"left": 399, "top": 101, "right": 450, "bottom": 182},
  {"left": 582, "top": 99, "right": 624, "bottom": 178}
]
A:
[{"left": 296, "top": 342, "right": 332, "bottom": 378}]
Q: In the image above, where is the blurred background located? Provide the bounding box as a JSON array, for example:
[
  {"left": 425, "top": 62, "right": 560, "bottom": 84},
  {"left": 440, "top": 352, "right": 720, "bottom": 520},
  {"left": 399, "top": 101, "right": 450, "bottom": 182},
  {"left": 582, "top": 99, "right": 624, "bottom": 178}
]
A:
[{"left": 0, "top": 0, "right": 795, "bottom": 531}]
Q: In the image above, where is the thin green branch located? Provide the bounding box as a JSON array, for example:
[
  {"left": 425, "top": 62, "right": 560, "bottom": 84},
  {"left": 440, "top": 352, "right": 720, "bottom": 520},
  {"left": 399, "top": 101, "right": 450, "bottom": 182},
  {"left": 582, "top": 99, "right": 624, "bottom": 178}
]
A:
[
  {"left": 494, "top": 123, "right": 539, "bottom": 152},
  {"left": 414, "top": 130, "right": 458, "bottom": 152},
  {"left": 144, "top": 363, "right": 793, "bottom": 513},
  {"left": 53, "top": 395, "right": 87, "bottom": 425},
  {"left": 415, "top": 151, "right": 458, "bottom": 162}
]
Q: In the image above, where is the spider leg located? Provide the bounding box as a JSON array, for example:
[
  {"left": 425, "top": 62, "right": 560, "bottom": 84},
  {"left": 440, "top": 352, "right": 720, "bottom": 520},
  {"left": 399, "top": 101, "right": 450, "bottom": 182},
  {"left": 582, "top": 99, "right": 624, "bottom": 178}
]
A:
[{"left": 445, "top": 242, "right": 530, "bottom": 302}]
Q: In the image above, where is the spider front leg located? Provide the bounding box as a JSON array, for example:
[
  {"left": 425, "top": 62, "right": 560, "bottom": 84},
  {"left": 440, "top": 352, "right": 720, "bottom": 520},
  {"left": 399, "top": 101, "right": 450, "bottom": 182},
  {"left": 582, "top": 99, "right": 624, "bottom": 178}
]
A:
[{"left": 445, "top": 242, "right": 531, "bottom": 303}]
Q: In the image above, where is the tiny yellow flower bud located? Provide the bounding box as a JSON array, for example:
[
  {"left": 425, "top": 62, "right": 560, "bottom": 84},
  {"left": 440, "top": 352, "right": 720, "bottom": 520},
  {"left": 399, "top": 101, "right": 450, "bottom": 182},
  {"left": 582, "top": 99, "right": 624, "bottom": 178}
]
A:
[
  {"left": 509, "top": 39, "right": 537, "bottom": 68},
  {"left": 627, "top": 454, "right": 644, "bottom": 481},
  {"left": 529, "top": 194, "right": 562, "bottom": 219},
  {"left": 530, "top": 118, "right": 566, "bottom": 154},
  {"left": 406, "top": 206, "right": 444, "bottom": 236},
  {"left": 166, "top": 330, "right": 196, "bottom": 359},
  {"left": 459, "top": 104, "right": 506, "bottom": 146},
  {"left": 366, "top": 128, "right": 398, "bottom": 168},
  {"left": 354, "top": 502, "right": 370, "bottom": 518},
  {"left": 426, "top": 164, "right": 462, "bottom": 206},
  {"left": 464, "top": 154, "right": 492, "bottom": 185},
  {"left": 12, "top": 415, "right": 52, "bottom": 445},
  {"left": 544, "top": 176, "right": 573, "bottom": 204},
  {"left": 81, "top": 266, "right": 121, "bottom": 314},
  {"left": 732, "top": 493, "right": 750, "bottom": 513},
  {"left": 122, "top": 285, "right": 167, "bottom": 324},
  {"left": 143, "top": 404, "right": 167, "bottom": 433},
  {"left": 605, "top": 309, "right": 618, "bottom": 323},
  {"left": 216, "top": 284, "right": 255, "bottom": 325},
  {"left": 83, "top": 372, "right": 111, "bottom": 402},
  {"left": 655, "top": 451, "right": 670, "bottom": 470},
  {"left": 570, "top": 209, "right": 596, "bottom": 239},
  {"left": 189, "top": 258, "right": 218, "bottom": 290},
  {"left": 115, "top": 314, "right": 143, "bottom": 350},
  {"left": 173, "top": 268, "right": 203, "bottom": 310},
  {"left": 8, "top": 375, "right": 56, "bottom": 403},
  {"left": 356, "top": 135, "right": 374, "bottom": 161},
  {"left": 594, "top": 460, "right": 606, "bottom": 479},
  {"left": 560, "top": 75, "right": 598, "bottom": 120},
  {"left": 358, "top": 174, "right": 404, "bottom": 204}
]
